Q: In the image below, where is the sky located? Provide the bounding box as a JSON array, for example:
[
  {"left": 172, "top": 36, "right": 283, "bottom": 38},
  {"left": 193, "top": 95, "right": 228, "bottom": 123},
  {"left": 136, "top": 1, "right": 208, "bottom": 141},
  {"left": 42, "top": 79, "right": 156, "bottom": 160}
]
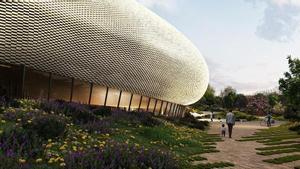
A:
[{"left": 137, "top": 0, "right": 300, "bottom": 95}]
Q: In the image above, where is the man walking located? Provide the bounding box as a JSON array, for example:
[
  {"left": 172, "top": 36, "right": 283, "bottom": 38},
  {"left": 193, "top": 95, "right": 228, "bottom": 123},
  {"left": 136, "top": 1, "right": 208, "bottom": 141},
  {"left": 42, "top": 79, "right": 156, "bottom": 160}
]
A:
[{"left": 226, "top": 110, "right": 235, "bottom": 138}]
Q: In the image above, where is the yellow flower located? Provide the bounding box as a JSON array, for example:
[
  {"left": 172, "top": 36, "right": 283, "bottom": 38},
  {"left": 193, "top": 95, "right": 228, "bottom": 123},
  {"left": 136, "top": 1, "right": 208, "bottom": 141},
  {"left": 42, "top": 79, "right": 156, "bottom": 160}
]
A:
[
  {"left": 17, "top": 118, "right": 21, "bottom": 122},
  {"left": 60, "top": 162, "right": 66, "bottom": 167},
  {"left": 59, "top": 145, "right": 66, "bottom": 150},
  {"left": 27, "top": 120, "right": 32, "bottom": 124},
  {"left": 1, "top": 120, "right": 6, "bottom": 123},
  {"left": 19, "top": 158, "right": 26, "bottom": 163},
  {"left": 35, "top": 158, "right": 42, "bottom": 163},
  {"left": 72, "top": 146, "right": 77, "bottom": 151},
  {"left": 105, "top": 133, "right": 110, "bottom": 136},
  {"left": 48, "top": 139, "right": 52, "bottom": 142},
  {"left": 48, "top": 158, "right": 55, "bottom": 164},
  {"left": 46, "top": 143, "right": 52, "bottom": 148},
  {"left": 0, "top": 130, "right": 3, "bottom": 134}
]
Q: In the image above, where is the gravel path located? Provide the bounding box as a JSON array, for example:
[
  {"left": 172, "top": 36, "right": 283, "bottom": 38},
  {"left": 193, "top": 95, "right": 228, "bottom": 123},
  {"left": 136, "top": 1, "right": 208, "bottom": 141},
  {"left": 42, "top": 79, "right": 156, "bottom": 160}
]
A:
[{"left": 201, "top": 121, "right": 300, "bottom": 169}]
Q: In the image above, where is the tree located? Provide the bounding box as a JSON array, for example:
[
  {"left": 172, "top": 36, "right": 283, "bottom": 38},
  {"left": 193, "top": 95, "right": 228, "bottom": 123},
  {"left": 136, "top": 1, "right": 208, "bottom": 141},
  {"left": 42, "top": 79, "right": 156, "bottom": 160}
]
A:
[
  {"left": 279, "top": 56, "right": 300, "bottom": 120},
  {"left": 192, "top": 85, "right": 216, "bottom": 111},
  {"left": 246, "top": 94, "right": 270, "bottom": 116},
  {"left": 234, "top": 94, "right": 248, "bottom": 111},
  {"left": 220, "top": 86, "right": 236, "bottom": 98},
  {"left": 221, "top": 86, "right": 237, "bottom": 109}
]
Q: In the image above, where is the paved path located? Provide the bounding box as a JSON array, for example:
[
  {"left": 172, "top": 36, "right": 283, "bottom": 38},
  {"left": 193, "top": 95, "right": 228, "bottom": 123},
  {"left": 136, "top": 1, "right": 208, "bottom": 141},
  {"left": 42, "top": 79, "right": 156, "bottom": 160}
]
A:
[{"left": 201, "top": 121, "right": 300, "bottom": 169}]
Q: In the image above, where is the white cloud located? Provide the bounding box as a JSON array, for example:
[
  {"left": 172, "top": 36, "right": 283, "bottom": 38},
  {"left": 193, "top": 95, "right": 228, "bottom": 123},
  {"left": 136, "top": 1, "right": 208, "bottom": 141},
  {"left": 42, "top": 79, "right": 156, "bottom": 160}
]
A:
[
  {"left": 136, "top": 0, "right": 179, "bottom": 12},
  {"left": 246, "top": 0, "right": 300, "bottom": 42}
]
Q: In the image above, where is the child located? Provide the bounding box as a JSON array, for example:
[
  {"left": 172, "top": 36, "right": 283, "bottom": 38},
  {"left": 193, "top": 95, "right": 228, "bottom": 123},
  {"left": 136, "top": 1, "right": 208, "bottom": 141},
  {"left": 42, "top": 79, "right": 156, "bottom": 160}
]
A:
[{"left": 221, "top": 123, "right": 226, "bottom": 137}]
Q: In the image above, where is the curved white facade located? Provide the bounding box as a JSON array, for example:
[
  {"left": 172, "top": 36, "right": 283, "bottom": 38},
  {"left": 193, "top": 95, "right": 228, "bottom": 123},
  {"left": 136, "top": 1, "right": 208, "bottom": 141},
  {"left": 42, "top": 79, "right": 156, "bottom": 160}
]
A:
[{"left": 0, "top": 0, "right": 209, "bottom": 105}]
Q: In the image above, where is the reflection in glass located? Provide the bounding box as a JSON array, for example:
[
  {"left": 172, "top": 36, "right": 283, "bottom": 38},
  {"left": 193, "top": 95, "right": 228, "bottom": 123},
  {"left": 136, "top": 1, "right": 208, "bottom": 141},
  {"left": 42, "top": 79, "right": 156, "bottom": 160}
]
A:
[
  {"left": 90, "top": 85, "right": 106, "bottom": 106},
  {"left": 73, "top": 80, "right": 90, "bottom": 104},
  {"left": 119, "top": 91, "right": 131, "bottom": 110},
  {"left": 148, "top": 98, "right": 156, "bottom": 113},
  {"left": 24, "top": 69, "right": 49, "bottom": 100},
  {"left": 161, "top": 101, "right": 167, "bottom": 115},
  {"left": 140, "top": 96, "right": 150, "bottom": 112},
  {"left": 106, "top": 88, "right": 121, "bottom": 107},
  {"left": 51, "top": 75, "right": 71, "bottom": 101},
  {"left": 154, "top": 100, "right": 162, "bottom": 115},
  {"left": 166, "top": 103, "right": 171, "bottom": 116},
  {"left": 130, "top": 94, "right": 141, "bottom": 111}
]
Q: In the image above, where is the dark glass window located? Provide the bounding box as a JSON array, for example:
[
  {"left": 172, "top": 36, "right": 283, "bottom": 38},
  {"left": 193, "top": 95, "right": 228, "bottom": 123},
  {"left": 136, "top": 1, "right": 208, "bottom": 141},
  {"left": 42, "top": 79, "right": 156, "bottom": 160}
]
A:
[
  {"left": 140, "top": 96, "right": 150, "bottom": 112},
  {"left": 0, "top": 63, "right": 22, "bottom": 98},
  {"left": 50, "top": 75, "right": 72, "bottom": 101},
  {"left": 72, "top": 80, "right": 90, "bottom": 104},
  {"left": 24, "top": 69, "right": 49, "bottom": 100}
]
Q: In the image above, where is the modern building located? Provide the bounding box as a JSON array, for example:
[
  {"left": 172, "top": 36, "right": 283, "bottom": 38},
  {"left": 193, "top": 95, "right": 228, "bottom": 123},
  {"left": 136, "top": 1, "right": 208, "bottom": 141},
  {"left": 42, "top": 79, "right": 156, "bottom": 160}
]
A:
[{"left": 0, "top": 0, "right": 209, "bottom": 117}]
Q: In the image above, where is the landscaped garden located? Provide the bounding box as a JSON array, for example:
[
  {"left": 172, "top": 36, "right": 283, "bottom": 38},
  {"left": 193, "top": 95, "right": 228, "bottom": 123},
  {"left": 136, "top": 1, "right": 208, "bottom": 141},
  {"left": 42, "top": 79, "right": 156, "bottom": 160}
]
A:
[
  {"left": 0, "top": 98, "right": 233, "bottom": 169},
  {"left": 238, "top": 122, "right": 300, "bottom": 167}
]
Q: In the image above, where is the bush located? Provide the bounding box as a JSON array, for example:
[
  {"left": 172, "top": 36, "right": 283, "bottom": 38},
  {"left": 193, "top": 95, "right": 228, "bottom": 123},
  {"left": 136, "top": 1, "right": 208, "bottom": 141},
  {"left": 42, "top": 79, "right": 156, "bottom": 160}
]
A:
[
  {"left": 111, "top": 110, "right": 161, "bottom": 127},
  {"left": 289, "top": 122, "right": 300, "bottom": 134},
  {"left": 64, "top": 141, "right": 179, "bottom": 169},
  {"left": 0, "top": 127, "right": 43, "bottom": 158},
  {"left": 164, "top": 112, "right": 209, "bottom": 130},
  {"left": 234, "top": 111, "right": 258, "bottom": 121},
  {"left": 40, "top": 100, "right": 97, "bottom": 124},
  {"left": 92, "top": 107, "right": 111, "bottom": 117},
  {"left": 81, "top": 120, "right": 111, "bottom": 134},
  {"left": 23, "top": 114, "right": 66, "bottom": 140}
]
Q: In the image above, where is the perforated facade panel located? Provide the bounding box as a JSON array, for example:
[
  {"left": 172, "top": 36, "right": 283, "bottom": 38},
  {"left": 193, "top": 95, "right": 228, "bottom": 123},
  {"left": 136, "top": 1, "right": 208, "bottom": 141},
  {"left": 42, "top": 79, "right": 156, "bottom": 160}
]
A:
[{"left": 0, "top": 0, "right": 209, "bottom": 105}]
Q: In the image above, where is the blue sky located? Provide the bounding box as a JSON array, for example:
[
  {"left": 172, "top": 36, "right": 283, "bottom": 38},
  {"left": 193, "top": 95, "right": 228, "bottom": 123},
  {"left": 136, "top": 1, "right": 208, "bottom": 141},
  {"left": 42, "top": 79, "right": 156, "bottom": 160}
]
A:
[{"left": 137, "top": 0, "right": 300, "bottom": 95}]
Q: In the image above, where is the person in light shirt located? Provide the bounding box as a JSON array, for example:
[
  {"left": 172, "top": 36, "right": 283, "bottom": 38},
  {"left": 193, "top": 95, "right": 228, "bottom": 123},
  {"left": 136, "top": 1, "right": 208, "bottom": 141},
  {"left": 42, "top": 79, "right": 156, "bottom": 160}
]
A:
[{"left": 226, "top": 110, "right": 236, "bottom": 138}]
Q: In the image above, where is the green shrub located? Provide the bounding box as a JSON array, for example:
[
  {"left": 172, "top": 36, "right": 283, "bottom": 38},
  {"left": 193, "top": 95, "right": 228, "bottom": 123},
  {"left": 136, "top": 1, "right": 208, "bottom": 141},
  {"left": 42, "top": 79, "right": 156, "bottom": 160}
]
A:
[
  {"left": 289, "top": 122, "right": 300, "bottom": 134},
  {"left": 92, "top": 107, "right": 111, "bottom": 117},
  {"left": 23, "top": 114, "right": 66, "bottom": 140},
  {"left": 0, "top": 127, "right": 43, "bottom": 158}
]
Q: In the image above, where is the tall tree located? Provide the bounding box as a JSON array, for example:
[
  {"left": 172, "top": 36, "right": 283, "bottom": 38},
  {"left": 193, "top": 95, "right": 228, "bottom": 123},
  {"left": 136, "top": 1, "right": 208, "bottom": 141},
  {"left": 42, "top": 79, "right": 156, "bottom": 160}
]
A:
[
  {"left": 234, "top": 94, "right": 248, "bottom": 111},
  {"left": 221, "top": 87, "right": 237, "bottom": 109},
  {"left": 246, "top": 94, "right": 270, "bottom": 116},
  {"left": 279, "top": 56, "right": 300, "bottom": 120},
  {"left": 192, "top": 85, "right": 216, "bottom": 111}
]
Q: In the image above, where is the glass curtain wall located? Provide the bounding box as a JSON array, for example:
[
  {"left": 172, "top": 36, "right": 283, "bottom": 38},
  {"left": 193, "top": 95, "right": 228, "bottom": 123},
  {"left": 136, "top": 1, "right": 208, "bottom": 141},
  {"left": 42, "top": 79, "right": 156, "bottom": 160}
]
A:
[
  {"left": 130, "top": 94, "right": 141, "bottom": 111},
  {"left": 119, "top": 91, "right": 131, "bottom": 111},
  {"left": 72, "top": 80, "right": 90, "bottom": 104},
  {"left": 154, "top": 100, "right": 162, "bottom": 115},
  {"left": 90, "top": 85, "right": 106, "bottom": 106},
  {"left": 139, "top": 96, "right": 150, "bottom": 112},
  {"left": 106, "top": 88, "right": 121, "bottom": 107},
  {"left": 0, "top": 63, "right": 22, "bottom": 98},
  {"left": 24, "top": 69, "right": 49, "bottom": 100},
  {"left": 50, "top": 75, "right": 72, "bottom": 101}
]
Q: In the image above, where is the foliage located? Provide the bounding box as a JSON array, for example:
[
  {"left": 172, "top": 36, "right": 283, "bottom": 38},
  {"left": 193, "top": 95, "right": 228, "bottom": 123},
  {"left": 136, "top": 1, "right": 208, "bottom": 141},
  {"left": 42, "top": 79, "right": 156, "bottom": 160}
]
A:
[
  {"left": 223, "top": 91, "right": 237, "bottom": 109},
  {"left": 23, "top": 114, "right": 66, "bottom": 140},
  {"left": 279, "top": 56, "right": 300, "bottom": 120},
  {"left": 40, "top": 100, "right": 97, "bottom": 124},
  {"left": 246, "top": 94, "right": 270, "bottom": 116},
  {"left": 64, "top": 141, "right": 179, "bottom": 169},
  {"left": 80, "top": 120, "right": 111, "bottom": 134},
  {"left": 111, "top": 110, "right": 161, "bottom": 127},
  {"left": 0, "top": 127, "right": 43, "bottom": 159},
  {"left": 164, "top": 112, "right": 209, "bottom": 130},
  {"left": 192, "top": 85, "right": 219, "bottom": 111},
  {"left": 92, "top": 106, "right": 111, "bottom": 117},
  {"left": 289, "top": 122, "right": 300, "bottom": 134},
  {"left": 263, "top": 155, "right": 300, "bottom": 164},
  {"left": 234, "top": 94, "right": 248, "bottom": 111}
]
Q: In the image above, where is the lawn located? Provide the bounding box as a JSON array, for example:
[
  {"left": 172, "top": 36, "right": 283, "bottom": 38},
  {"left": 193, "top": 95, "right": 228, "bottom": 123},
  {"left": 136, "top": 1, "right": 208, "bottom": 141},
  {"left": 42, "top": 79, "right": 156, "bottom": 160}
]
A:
[
  {"left": 238, "top": 124, "right": 300, "bottom": 165},
  {"left": 0, "top": 99, "right": 233, "bottom": 169}
]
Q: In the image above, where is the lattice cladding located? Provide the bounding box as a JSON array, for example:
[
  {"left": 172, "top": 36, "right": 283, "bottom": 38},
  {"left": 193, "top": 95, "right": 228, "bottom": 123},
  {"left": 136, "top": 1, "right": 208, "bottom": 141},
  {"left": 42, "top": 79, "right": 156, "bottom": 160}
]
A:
[{"left": 0, "top": 0, "right": 209, "bottom": 105}]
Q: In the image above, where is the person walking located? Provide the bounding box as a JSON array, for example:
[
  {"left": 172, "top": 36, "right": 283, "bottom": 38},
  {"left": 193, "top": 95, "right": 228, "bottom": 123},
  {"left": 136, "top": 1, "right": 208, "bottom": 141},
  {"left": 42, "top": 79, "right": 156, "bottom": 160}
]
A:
[
  {"left": 210, "top": 111, "right": 214, "bottom": 122},
  {"left": 226, "top": 110, "right": 235, "bottom": 138}
]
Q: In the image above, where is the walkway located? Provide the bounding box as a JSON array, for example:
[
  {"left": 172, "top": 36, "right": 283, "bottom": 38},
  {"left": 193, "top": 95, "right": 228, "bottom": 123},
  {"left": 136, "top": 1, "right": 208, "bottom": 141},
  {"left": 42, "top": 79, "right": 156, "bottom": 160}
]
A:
[{"left": 201, "top": 121, "right": 300, "bottom": 169}]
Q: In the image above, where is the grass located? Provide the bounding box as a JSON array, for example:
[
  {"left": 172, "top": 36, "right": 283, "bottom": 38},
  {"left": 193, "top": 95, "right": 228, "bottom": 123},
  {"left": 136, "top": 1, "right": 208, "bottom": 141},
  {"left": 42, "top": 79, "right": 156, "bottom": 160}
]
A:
[
  {"left": 257, "top": 148, "right": 300, "bottom": 155},
  {"left": 238, "top": 123, "right": 300, "bottom": 166},
  {"left": 256, "top": 144, "right": 300, "bottom": 151},
  {"left": 263, "top": 155, "right": 300, "bottom": 164},
  {"left": 192, "top": 162, "right": 234, "bottom": 169},
  {"left": 0, "top": 99, "right": 230, "bottom": 169}
]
